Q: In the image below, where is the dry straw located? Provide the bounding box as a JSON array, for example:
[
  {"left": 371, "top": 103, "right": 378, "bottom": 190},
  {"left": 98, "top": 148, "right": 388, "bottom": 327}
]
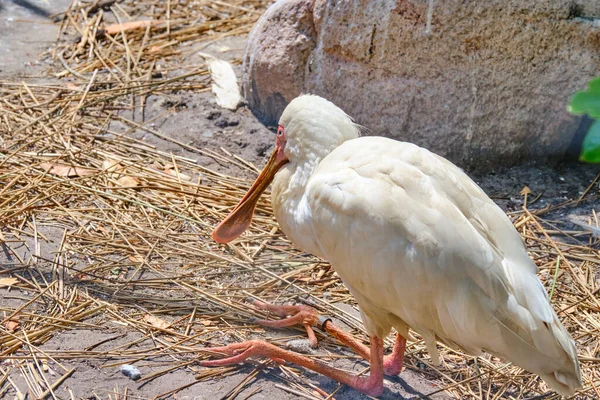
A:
[{"left": 1, "top": 0, "right": 599, "bottom": 398}]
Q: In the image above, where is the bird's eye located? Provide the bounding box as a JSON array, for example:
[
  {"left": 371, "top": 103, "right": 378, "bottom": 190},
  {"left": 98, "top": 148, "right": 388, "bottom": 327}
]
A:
[{"left": 277, "top": 125, "right": 284, "bottom": 137}]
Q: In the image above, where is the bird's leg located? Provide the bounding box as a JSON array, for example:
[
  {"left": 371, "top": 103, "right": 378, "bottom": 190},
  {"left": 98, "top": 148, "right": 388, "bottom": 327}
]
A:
[
  {"left": 248, "top": 299, "right": 406, "bottom": 375},
  {"left": 201, "top": 336, "right": 385, "bottom": 397},
  {"left": 323, "top": 322, "right": 405, "bottom": 375},
  {"left": 382, "top": 333, "right": 406, "bottom": 376}
]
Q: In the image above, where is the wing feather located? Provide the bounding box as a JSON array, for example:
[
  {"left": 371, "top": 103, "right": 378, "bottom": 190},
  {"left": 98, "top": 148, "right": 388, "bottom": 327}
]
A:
[{"left": 301, "top": 137, "right": 580, "bottom": 395}]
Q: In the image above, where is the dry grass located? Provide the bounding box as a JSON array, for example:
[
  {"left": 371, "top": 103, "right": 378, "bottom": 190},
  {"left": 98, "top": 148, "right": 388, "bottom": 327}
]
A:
[{"left": 1, "top": 1, "right": 600, "bottom": 399}]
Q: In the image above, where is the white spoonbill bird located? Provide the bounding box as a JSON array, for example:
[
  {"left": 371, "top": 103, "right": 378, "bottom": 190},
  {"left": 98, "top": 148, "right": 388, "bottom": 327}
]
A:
[{"left": 206, "top": 95, "right": 582, "bottom": 397}]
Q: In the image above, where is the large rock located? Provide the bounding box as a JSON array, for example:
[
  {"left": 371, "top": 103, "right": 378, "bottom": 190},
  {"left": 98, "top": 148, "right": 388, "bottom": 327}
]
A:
[{"left": 242, "top": 0, "right": 600, "bottom": 169}]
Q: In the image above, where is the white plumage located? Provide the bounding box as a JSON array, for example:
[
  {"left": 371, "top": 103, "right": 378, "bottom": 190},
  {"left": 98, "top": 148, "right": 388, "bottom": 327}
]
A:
[{"left": 211, "top": 95, "right": 582, "bottom": 396}]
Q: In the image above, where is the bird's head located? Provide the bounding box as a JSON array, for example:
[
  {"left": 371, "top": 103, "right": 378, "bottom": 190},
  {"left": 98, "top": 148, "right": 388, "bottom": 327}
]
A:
[{"left": 211, "top": 94, "right": 359, "bottom": 243}]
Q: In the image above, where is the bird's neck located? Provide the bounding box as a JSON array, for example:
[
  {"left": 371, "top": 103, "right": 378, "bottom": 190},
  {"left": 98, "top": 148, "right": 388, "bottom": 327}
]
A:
[
  {"left": 270, "top": 155, "right": 326, "bottom": 257},
  {"left": 272, "top": 135, "right": 345, "bottom": 208},
  {"left": 273, "top": 154, "right": 321, "bottom": 204}
]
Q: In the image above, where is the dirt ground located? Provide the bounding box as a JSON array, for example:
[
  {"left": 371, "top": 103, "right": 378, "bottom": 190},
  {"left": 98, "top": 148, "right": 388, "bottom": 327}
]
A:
[{"left": 1, "top": 1, "right": 599, "bottom": 400}]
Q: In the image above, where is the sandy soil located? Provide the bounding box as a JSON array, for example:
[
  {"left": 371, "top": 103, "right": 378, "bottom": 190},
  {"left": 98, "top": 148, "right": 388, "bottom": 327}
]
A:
[{"left": 1, "top": 1, "right": 599, "bottom": 400}]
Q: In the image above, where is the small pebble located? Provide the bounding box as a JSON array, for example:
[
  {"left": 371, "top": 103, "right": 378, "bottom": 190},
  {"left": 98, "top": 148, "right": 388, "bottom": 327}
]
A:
[
  {"left": 285, "top": 339, "right": 317, "bottom": 354},
  {"left": 120, "top": 364, "right": 141, "bottom": 380}
]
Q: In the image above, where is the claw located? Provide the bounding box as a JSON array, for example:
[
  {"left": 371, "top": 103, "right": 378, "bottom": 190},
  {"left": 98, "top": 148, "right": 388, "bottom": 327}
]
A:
[{"left": 202, "top": 342, "right": 250, "bottom": 358}]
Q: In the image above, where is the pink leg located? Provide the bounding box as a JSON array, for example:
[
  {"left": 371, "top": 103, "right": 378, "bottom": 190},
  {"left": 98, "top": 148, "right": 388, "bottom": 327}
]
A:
[
  {"left": 323, "top": 321, "right": 405, "bottom": 375},
  {"left": 249, "top": 299, "right": 405, "bottom": 375},
  {"left": 383, "top": 334, "right": 406, "bottom": 376},
  {"left": 201, "top": 336, "right": 385, "bottom": 397}
]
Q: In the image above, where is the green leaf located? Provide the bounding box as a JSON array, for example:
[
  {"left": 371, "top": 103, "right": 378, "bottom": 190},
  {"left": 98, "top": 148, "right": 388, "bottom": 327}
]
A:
[
  {"left": 589, "top": 77, "right": 600, "bottom": 91},
  {"left": 580, "top": 120, "right": 600, "bottom": 163},
  {"left": 568, "top": 77, "right": 600, "bottom": 118}
]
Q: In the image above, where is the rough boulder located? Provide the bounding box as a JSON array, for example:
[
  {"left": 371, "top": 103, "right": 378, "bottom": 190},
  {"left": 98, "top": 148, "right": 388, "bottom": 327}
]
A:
[{"left": 242, "top": 0, "right": 600, "bottom": 169}]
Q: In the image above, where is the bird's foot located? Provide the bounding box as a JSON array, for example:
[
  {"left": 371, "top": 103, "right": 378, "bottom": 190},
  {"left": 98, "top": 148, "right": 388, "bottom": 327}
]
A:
[
  {"left": 247, "top": 298, "right": 322, "bottom": 348},
  {"left": 246, "top": 298, "right": 405, "bottom": 375},
  {"left": 200, "top": 337, "right": 385, "bottom": 397},
  {"left": 201, "top": 340, "right": 286, "bottom": 366}
]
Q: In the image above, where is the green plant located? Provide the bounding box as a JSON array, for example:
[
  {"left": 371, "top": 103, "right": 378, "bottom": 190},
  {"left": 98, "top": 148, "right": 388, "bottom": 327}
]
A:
[{"left": 568, "top": 77, "right": 600, "bottom": 163}]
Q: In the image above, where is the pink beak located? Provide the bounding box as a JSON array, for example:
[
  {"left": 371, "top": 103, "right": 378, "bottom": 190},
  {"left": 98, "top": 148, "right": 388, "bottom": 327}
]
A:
[{"left": 212, "top": 146, "right": 288, "bottom": 243}]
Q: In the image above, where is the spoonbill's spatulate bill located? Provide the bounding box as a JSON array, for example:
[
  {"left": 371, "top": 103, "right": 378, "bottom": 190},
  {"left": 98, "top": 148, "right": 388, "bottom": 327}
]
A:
[{"left": 207, "top": 95, "right": 582, "bottom": 397}]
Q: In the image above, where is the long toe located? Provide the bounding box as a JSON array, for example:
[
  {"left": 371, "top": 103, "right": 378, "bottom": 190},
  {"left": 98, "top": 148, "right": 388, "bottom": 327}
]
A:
[{"left": 247, "top": 300, "right": 321, "bottom": 347}]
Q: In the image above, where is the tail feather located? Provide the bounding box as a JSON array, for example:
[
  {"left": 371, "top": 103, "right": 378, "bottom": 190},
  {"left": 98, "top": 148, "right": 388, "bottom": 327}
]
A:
[
  {"left": 489, "top": 258, "right": 580, "bottom": 395},
  {"left": 546, "top": 318, "right": 582, "bottom": 395},
  {"left": 497, "top": 312, "right": 582, "bottom": 396}
]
